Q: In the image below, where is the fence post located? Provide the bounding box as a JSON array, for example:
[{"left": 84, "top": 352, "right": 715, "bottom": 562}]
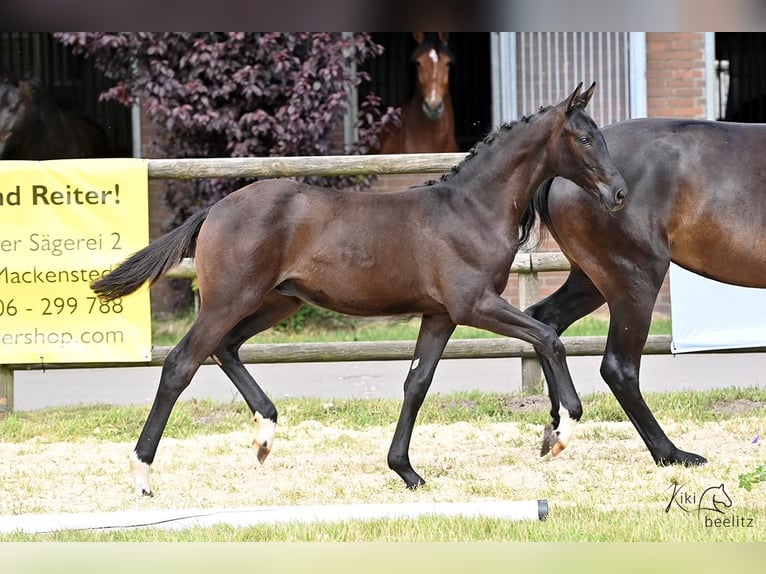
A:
[
  {"left": 518, "top": 252, "right": 545, "bottom": 396},
  {"left": 0, "top": 366, "right": 13, "bottom": 419}
]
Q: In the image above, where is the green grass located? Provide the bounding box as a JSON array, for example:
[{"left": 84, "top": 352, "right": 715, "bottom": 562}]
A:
[
  {"left": 3, "top": 504, "right": 764, "bottom": 542},
  {"left": 1, "top": 387, "right": 764, "bottom": 542},
  {"left": 2, "top": 387, "right": 763, "bottom": 444},
  {"left": 152, "top": 309, "right": 672, "bottom": 346}
]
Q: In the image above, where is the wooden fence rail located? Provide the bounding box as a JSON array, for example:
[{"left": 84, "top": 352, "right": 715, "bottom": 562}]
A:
[{"left": 0, "top": 153, "right": 649, "bottom": 416}]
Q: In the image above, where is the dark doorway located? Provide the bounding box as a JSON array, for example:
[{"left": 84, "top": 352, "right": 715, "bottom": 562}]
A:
[
  {"left": 716, "top": 33, "right": 766, "bottom": 123},
  {"left": 360, "top": 33, "right": 492, "bottom": 152},
  {"left": 0, "top": 32, "right": 132, "bottom": 157}
]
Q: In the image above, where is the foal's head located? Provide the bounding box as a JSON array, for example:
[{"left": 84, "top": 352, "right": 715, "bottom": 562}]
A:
[
  {"left": 545, "top": 82, "right": 627, "bottom": 212},
  {"left": 411, "top": 32, "right": 454, "bottom": 121}
]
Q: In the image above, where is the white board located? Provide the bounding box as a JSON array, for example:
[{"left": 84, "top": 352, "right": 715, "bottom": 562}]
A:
[{"left": 669, "top": 263, "right": 766, "bottom": 353}]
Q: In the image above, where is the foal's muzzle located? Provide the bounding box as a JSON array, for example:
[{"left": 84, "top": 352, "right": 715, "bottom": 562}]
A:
[{"left": 596, "top": 181, "right": 627, "bottom": 212}]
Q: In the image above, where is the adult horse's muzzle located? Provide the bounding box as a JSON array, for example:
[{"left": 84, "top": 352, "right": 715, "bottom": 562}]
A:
[{"left": 422, "top": 99, "right": 445, "bottom": 120}]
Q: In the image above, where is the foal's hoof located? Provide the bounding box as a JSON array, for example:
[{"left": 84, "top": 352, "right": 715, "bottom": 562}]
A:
[
  {"left": 130, "top": 452, "right": 154, "bottom": 497},
  {"left": 252, "top": 411, "right": 276, "bottom": 464},
  {"left": 253, "top": 439, "right": 271, "bottom": 464},
  {"left": 540, "top": 422, "right": 565, "bottom": 457},
  {"left": 540, "top": 422, "right": 557, "bottom": 456}
]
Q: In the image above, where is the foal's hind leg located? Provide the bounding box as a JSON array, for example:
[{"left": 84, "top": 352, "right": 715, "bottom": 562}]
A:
[
  {"left": 211, "top": 292, "right": 303, "bottom": 464},
  {"left": 132, "top": 315, "right": 239, "bottom": 495},
  {"left": 387, "top": 313, "right": 456, "bottom": 489},
  {"left": 524, "top": 266, "right": 606, "bottom": 455},
  {"left": 454, "top": 291, "right": 583, "bottom": 454}
]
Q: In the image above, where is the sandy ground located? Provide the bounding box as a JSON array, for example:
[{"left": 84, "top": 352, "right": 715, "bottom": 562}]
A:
[{"left": 1, "top": 414, "right": 764, "bottom": 525}]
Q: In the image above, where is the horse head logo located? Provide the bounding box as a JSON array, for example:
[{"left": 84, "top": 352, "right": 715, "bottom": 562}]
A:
[{"left": 698, "top": 483, "right": 733, "bottom": 515}]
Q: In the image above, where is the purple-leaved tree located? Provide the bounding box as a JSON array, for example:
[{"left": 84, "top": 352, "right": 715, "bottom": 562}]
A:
[{"left": 55, "top": 32, "right": 398, "bottom": 228}]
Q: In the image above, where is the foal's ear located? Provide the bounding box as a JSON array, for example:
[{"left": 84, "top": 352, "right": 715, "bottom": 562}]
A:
[
  {"left": 565, "top": 82, "right": 584, "bottom": 114},
  {"left": 579, "top": 81, "right": 597, "bottom": 109}
]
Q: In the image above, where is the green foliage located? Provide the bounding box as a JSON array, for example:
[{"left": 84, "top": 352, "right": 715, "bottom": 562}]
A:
[
  {"left": 54, "top": 32, "right": 398, "bottom": 229},
  {"left": 273, "top": 304, "right": 356, "bottom": 334},
  {"left": 739, "top": 463, "right": 766, "bottom": 491}
]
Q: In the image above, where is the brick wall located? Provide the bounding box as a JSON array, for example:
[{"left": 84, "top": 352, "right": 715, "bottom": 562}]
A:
[
  {"left": 646, "top": 33, "right": 708, "bottom": 118},
  {"left": 646, "top": 32, "right": 708, "bottom": 315}
]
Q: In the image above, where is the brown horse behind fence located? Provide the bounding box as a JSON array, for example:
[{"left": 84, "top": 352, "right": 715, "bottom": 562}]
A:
[
  {"left": 92, "top": 83, "right": 626, "bottom": 496},
  {"left": 378, "top": 32, "right": 459, "bottom": 154}
]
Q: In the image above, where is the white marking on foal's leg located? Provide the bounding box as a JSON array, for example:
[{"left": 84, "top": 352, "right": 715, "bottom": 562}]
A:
[
  {"left": 411, "top": 357, "right": 420, "bottom": 370},
  {"left": 252, "top": 411, "right": 277, "bottom": 464},
  {"left": 551, "top": 404, "right": 579, "bottom": 456},
  {"left": 130, "top": 451, "right": 153, "bottom": 497}
]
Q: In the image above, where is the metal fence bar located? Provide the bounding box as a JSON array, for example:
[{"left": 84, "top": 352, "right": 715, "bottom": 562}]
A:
[{"left": 0, "top": 152, "right": 603, "bottom": 416}]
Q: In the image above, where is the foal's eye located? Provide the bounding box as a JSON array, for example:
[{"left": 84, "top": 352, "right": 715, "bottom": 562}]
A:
[{"left": 578, "top": 136, "right": 592, "bottom": 146}]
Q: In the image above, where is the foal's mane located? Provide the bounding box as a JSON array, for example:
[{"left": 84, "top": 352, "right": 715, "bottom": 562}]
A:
[
  {"left": 423, "top": 105, "right": 552, "bottom": 187},
  {"left": 416, "top": 105, "right": 555, "bottom": 248}
]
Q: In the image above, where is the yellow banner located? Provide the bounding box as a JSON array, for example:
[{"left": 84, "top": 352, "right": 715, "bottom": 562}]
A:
[{"left": 0, "top": 159, "right": 151, "bottom": 364}]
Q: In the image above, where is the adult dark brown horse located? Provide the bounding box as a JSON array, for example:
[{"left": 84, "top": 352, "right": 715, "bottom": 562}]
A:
[
  {"left": 0, "top": 77, "right": 112, "bottom": 160},
  {"left": 92, "top": 83, "right": 627, "bottom": 496},
  {"left": 525, "top": 117, "right": 766, "bottom": 468},
  {"left": 378, "top": 32, "right": 459, "bottom": 154}
]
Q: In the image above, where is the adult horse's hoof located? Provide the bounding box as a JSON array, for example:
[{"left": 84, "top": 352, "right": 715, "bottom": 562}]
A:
[
  {"left": 656, "top": 449, "right": 708, "bottom": 467},
  {"left": 405, "top": 476, "right": 426, "bottom": 490}
]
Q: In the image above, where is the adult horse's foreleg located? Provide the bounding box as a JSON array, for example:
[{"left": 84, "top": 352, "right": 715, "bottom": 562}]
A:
[
  {"left": 211, "top": 292, "right": 303, "bottom": 464},
  {"left": 524, "top": 267, "right": 606, "bottom": 454},
  {"left": 601, "top": 294, "right": 707, "bottom": 466},
  {"left": 456, "top": 292, "right": 583, "bottom": 455},
  {"left": 387, "top": 313, "right": 456, "bottom": 489}
]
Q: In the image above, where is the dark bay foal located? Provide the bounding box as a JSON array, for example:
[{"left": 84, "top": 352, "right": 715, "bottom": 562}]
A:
[{"left": 93, "top": 83, "right": 626, "bottom": 496}]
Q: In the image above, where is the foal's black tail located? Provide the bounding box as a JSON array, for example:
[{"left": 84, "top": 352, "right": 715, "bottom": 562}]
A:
[{"left": 92, "top": 208, "right": 210, "bottom": 301}]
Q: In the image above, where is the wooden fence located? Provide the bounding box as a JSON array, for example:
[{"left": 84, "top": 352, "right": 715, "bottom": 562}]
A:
[{"left": 0, "top": 153, "right": 670, "bottom": 416}]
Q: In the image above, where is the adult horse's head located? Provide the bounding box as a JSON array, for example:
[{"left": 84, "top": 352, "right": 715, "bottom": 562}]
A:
[
  {"left": 547, "top": 82, "right": 627, "bottom": 212},
  {"left": 411, "top": 32, "right": 454, "bottom": 121}
]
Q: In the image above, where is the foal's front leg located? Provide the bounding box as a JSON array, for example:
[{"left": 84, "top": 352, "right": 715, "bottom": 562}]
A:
[
  {"left": 457, "top": 291, "right": 583, "bottom": 455},
  {"left": 524, "top": 267, "right": 606, "bottom": 455},
  {"left": 387, "top": 313, "right": 456, "bottom": 488}
]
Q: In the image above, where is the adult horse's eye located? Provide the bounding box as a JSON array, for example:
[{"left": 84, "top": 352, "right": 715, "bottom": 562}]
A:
[{"left": 578, "top": 136, "right": 592, "bottom": 146}]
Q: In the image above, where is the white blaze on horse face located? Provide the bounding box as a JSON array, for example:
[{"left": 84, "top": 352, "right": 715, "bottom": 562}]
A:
[
  {"left": 551, "top": 404, "right": 579, "bottom": 456},
  {"left": 428, "top": 49, "right": 439, "bottom": 106},
  {"left": 130, "top": 451, "right": 152, "bottom": 496}
]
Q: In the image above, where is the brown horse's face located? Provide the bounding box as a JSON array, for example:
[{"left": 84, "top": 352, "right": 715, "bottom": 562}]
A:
[
  {"left": 549, "top": 84, "right": 627, "bottom": 212},
  {"left": 412, "top": 47, "right": 452, "bottom": 121}
]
